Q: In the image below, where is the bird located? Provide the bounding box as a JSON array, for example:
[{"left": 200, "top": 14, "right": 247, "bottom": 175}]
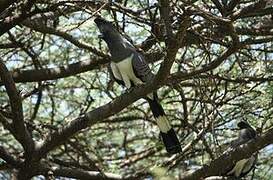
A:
[
  {"left": 94, "top": 16, "right": 182, "bottom": 154},
  {"left": 225, "top": 121, "right": 257, "bottom": 178}
]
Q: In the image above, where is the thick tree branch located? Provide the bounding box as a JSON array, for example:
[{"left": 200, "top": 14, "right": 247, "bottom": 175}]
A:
[
  {"left": 180, "top": 127, "right": 273, "bottom": 180},
  {"left": 155, "top": 13, "right": 190, "bottom": 83},
  {"left": 19, "top": 162, "right": 125, "bottom": 179},
  {"left": 9, "top": 57, "right": 110, "bottom": 84},
  {"left": 35, "top": 81, "right": 157, "bottom": 159},
  {"left": 0, "top": 52, "right": 163, "bottom": 85},
  {"left": 159, "top": 0, "right": 174, "bottom": 42},
  {"left": 0, "top": 59, "right": 34, "bottom": 156},
  {"left": 16, "top": 162, "right": 125, "bottom": 179},
  {"left": 52, "top": 167, "right": 124, "bottom": 180}
]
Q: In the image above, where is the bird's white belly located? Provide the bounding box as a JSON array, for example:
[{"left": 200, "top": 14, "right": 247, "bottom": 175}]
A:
[
  {"left": 111, "top": 54, "right": 142, "bottom": 89},
  {"left": 228, "top": 158, "right": 251, "bottom": 177}
]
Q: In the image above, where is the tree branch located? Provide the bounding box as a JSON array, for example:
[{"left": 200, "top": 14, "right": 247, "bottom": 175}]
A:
[
  {"left": 0, "top": 52, "right": 163, "bottom": 85},
  {"left": 9, "top": 57, "right": 110, "bottom": 84},
  {"left": 231, "top": 0, "right": 268, "bottom": 20},
  {"left": 0, "top": 59, "right": 34, "bottom": 156},
  {"left": 155, "top": 9, "right": 190, "bottom": 83},
  {"left": 159, "top": 0, "right": 174, "bottom": 42},
  {"left": 51, "top": 167, "right": 124, "bottom": 180}
]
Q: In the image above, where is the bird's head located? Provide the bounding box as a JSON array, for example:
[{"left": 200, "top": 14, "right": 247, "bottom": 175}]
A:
[
  {"left": 94, "top": 16, "right": 121, "bottom": 43},
  {"left": 237, "top": 121, "right": 256, "bottom": 140},
  {"left": 237, "top": 121, "right": 252, "bottom": 129}
]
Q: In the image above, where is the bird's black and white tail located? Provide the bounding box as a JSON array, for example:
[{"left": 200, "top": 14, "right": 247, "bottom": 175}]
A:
[{"left": 147, "top": 98, "right": 182, "bottom": 154}]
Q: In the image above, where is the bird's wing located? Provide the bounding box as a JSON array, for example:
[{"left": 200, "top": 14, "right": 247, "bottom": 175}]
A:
[{"left": 131, "top": 51, "right": 154, "bottom": 83}]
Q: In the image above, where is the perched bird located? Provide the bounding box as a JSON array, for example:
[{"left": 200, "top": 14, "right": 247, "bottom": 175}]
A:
[
  {"left": 94, "top": 17, "right": 182, "bottom": 154},
  {"left": 225, "top": 121, "right": 257, "bottom": 178}
]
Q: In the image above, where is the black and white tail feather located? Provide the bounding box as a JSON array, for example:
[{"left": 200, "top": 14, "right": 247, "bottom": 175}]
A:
[
  {"left": 146, "top": 97, "right": 181, "bottom": 154},
  {"left": 95, "top": 16, "right": 182, "bottom": 154}
]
